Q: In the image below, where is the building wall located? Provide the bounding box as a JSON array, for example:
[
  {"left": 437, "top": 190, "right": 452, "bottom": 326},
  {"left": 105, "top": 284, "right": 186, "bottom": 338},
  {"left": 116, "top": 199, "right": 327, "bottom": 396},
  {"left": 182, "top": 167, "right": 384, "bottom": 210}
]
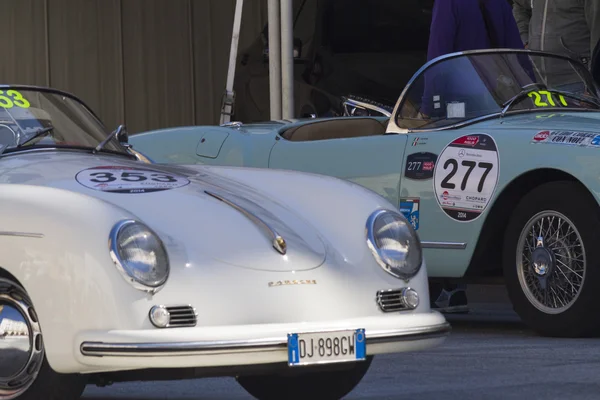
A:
[{"left": 1, "top": 0, "right": 268, "bottom": 133}]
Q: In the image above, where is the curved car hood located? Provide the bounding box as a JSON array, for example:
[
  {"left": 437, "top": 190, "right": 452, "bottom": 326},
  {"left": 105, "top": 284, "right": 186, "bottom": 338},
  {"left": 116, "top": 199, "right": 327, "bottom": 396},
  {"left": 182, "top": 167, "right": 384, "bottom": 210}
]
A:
[{"left": 0, "top": 151, "right": 327, "bottom": 272}]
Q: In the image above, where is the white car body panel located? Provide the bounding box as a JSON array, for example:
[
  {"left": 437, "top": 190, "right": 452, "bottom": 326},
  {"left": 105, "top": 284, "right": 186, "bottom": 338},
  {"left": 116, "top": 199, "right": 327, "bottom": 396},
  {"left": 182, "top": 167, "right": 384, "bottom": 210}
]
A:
[{"left": 0, "top": 150, "right": 448, "bottom": 375}]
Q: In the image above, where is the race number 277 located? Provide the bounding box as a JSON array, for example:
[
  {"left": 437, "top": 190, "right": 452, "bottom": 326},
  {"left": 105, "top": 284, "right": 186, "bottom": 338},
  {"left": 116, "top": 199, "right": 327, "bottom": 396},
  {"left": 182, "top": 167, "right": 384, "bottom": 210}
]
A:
[{"left": 440, "top": 159, "right": 493, "bottom": 192}]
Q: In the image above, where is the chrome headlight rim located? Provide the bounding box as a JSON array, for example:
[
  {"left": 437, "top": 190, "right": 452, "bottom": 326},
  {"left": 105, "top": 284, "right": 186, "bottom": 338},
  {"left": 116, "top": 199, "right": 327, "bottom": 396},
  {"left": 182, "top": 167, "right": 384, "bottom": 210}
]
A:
[
  {"left": 109, "top": 219, "right": 170, "bottom": 293},
  {"left": 366, "top": 209, "right": 423, "bottom": 280}
]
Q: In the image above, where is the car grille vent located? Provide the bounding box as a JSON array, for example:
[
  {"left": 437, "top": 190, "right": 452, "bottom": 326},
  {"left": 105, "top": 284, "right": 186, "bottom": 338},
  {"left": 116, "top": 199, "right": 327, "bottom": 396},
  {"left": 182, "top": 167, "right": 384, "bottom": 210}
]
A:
[
  {"left": 166, "top": 305, "right": 197, "bottom": 328},
  {"left": 376, "top": 289, "right": 410, "bottom": 312}
]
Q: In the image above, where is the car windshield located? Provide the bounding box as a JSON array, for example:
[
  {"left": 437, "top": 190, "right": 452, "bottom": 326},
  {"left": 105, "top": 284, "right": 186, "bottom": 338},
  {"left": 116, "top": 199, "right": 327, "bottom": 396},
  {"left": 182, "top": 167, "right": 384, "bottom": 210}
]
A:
[
  {"left": 396, "top": 50, "right": 600, "bottom": 130},
  {"left": 0, "top": 87, "right": 126, "bottom": 154}
]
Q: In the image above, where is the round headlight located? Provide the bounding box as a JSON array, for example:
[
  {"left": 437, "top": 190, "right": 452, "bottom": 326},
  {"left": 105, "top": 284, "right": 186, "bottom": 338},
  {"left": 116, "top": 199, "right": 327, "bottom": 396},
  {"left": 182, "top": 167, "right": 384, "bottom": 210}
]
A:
[
  {"left": 109, "top": 220, "right": 170, "bottom": 292},
  {"left": 366, "top": 210, "right": 423, "bottom": 280}
]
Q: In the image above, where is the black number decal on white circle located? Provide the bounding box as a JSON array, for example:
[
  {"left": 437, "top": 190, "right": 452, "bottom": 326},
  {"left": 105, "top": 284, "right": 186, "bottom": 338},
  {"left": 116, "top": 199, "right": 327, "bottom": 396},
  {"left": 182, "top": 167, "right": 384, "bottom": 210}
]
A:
[
  {"left": 440, "top": 159, "right": 493, "bottom": 193},
  {"left": 90, "top": 172, "right": 117, "bottom": 183},
  {"left": 150, "top": 173, "right": 177, "bottom": 183},
  {"left": 440, "top": 159, "right": 458, "bottom": 189},
  {"left": 76, "top": 167, "right": 190, "bottom": 193},
  {"left": 433, "top": 134, "right": 499, "bottom": 222}
]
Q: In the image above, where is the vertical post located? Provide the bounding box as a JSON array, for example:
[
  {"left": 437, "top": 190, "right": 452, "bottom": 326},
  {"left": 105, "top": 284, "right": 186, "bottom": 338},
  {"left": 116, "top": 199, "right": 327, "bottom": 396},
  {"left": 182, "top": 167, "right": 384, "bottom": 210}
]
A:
[
  {"left": 220, "top": 0, "right": 245, "bottom": 125},
  {"left": 280, "top": 0, "right": 295, "bottom": 120},
  {"left": 267, "top": 0, "right": 282, "bottom": 120}
]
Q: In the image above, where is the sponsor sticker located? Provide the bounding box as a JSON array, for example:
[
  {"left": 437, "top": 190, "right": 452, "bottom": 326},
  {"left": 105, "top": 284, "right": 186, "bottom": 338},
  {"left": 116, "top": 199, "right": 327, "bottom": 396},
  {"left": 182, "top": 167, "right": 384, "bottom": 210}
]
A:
[
  {"left": 531, "top": 130, "right": 600, "bottom": 147},
  {"left": 411, "top": 137, "right": 428, "bottom": 146},
  {"left": 433, "top": 134, "right": 499, "bottom": 222},
  {"left": 404, "top": 152, "right": 438, "bottom": 180},
  {"left": 75, "top": 166, "right": 190, "bottom": 193},
  {"left": 532, "top": 131, "right": 550, "bottom": 141},
  {"left": 399, "top": 198, "right": 420, "bottom": 230}
]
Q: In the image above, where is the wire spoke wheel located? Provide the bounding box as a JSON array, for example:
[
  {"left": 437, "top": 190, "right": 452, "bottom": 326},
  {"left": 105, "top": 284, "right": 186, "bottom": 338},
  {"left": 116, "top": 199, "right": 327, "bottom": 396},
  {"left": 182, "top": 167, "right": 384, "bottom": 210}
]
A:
[{"left": 516, "top": 210, "right": 586, "bottom": 314}]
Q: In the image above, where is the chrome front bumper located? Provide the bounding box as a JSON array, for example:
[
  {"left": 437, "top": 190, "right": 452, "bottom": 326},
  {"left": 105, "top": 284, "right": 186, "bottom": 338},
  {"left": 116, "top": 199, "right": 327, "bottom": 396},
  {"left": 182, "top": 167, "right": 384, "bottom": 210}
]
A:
[{"left": 80, "top": 322, "right": 451, "bottom": 358}]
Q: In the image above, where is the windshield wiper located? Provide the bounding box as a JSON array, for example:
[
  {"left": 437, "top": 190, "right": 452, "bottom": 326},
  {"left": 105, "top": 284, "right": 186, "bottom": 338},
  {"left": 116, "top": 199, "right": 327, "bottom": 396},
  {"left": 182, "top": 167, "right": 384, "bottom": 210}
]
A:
[
  {"left": 16, "top": 127, "right": 54, "bottom": 148},
  {"left": 545, "top": 89, "right": 600, "bottom": 108},
  {"left": 93, "top": 124, "right": 125, "bottom": 154}
]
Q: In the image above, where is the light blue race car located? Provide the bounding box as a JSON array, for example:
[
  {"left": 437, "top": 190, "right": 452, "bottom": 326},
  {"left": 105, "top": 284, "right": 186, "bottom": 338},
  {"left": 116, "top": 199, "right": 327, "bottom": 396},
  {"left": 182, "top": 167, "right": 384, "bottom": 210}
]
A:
[{"left": 130, "top": 49, "right": 600, "bottom": 338}]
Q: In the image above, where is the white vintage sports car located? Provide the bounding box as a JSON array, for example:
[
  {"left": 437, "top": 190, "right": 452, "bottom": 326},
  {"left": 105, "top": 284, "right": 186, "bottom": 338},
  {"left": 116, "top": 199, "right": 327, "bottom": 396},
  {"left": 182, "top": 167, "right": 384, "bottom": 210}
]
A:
[{"left": 0, "top": 86, "right": 449, "bottom": 400}]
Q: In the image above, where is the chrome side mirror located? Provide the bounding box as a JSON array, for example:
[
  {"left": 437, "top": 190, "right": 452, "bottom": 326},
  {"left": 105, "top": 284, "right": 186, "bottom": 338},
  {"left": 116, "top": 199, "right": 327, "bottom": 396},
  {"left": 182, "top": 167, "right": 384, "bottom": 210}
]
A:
[
  {"left": 116, "top": 125, "right": 130, "bottom": 148},
  {"left": 341, "top": 96, "right": 393, "bottom": 118}
]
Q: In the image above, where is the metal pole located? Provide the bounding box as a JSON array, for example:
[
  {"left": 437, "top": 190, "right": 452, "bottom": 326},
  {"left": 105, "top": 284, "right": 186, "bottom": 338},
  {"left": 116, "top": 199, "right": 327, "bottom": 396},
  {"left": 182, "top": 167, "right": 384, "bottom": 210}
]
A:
[
  {"left": 219, "top": 0, "right": 245, "bottom": 125},
  {"left": 267, "top": 0, "right": 282, "bottom": 120},
  {"left": 280, "top": 0, "right": 295, "bottom": 119}
]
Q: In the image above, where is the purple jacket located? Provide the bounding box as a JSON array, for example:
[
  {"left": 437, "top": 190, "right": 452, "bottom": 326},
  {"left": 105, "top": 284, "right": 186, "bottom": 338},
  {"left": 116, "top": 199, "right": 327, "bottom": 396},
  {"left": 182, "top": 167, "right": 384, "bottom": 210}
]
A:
[
  {"left": 427, "top": 0, "right": 524, "bottom": 61},
  {"left": 420, "top": 0, "right": 525, "bottom": 116}
]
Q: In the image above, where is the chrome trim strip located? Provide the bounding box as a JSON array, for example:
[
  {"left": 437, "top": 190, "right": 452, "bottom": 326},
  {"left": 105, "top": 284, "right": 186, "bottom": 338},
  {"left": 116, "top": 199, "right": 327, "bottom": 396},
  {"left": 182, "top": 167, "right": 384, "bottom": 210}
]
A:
[
  {"left": 365, "top": 322, "right": 451, "bottom": 344},
  {"left": 204, "top": 190, "right": 287, "bottom": 255},
  {"left": 79, "top": 322, "right": 451, "bottom": 357},
  {"left": 0, "top": 146, "right": 134, "bottom": 160},
  {"left": 0, "top": 232, "right": 44, "bottom": 238},
  {"left": 421, "top": 241, "right": 466, "bottom": 250}
]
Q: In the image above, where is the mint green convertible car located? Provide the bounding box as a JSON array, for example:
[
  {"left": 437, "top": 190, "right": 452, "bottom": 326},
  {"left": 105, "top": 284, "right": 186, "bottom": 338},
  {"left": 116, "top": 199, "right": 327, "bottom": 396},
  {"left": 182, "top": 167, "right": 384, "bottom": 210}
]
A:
[{"left": 130, "top": 49, "right": 600, "bottom": 338}]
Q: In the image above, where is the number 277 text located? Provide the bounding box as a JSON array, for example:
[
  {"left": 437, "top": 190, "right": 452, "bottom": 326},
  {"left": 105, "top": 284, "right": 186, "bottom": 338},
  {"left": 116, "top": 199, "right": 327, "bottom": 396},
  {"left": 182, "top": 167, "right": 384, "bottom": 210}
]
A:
[{"left": 440, "top": 159, "right": 493, "bottom": 192}]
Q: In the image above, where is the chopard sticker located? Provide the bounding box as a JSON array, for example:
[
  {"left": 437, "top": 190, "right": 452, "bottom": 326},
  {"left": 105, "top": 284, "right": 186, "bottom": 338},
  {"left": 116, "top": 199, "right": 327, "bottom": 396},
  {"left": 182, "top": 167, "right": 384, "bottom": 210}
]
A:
[
  {"left": 399, "top": 198, "right": 420, "bottom": 230},
  {"left": 531, "top": 130, "right": 600, "bottom": 147},
  {"left": 405, "top": 152, "right": 437, "bottom": 180},
  {"left": 75, "top": 166, "right": 190, "bottom": 193},
  {"left": 434, "top": 134, "right": 499, "bottom": 222}
]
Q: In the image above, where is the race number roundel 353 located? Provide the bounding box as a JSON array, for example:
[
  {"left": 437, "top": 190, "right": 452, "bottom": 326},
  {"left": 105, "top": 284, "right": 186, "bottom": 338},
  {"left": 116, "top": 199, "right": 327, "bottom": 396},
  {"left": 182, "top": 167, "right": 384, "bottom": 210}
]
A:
[
  {"left": 76, "top": 166, "right": 190, "bottom": 193},
  {"left": 433, "top": 134, "right": 499, "bottom": 222}
]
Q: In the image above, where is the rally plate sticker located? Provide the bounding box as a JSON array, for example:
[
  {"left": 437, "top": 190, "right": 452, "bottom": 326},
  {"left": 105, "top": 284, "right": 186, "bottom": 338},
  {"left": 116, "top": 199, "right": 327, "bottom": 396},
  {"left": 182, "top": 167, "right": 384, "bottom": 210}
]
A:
[
  {"left": 433, "top": 134, "right": 499, "bottom": 222},
  {"left": 404, "top": 152, "right": 437, "bottom": 180},
  {"left": 76, "top": 166, "right": 190, "bottom": 193}
]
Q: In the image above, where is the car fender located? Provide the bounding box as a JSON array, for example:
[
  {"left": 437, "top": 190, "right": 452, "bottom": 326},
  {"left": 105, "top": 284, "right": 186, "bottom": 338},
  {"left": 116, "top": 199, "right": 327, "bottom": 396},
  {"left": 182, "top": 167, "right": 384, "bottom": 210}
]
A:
[
  {"left": 0, "top": 184, "right": 150, "bottom": 372},
  {"left": 460, "top": 127, "right": 600, "bottom": 277}
]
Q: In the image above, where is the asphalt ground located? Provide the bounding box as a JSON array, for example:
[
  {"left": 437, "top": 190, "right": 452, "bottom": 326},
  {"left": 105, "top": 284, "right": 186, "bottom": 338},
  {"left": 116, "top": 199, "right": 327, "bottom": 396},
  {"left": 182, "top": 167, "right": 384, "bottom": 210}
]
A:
[{"left": 82, "top": 285, "right": 600, "bottom": 400}]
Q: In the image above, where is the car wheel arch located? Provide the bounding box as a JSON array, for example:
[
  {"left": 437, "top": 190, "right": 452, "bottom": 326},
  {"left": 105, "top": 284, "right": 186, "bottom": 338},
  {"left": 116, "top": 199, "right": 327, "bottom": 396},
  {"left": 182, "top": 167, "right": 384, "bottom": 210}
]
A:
[
  {"left": 463, "top": 168, "right": 595, "bottom": 279},
  {"left": 0, "top": 267, "right": 22, "bottom": 287}
]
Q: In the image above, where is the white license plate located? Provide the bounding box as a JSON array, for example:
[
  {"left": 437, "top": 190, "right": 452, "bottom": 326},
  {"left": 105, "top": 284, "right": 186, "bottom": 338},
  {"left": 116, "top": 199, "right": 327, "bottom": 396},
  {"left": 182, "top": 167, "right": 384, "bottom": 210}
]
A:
[{"left": 287, "top": 328, "right": 366, "bottom": 366}]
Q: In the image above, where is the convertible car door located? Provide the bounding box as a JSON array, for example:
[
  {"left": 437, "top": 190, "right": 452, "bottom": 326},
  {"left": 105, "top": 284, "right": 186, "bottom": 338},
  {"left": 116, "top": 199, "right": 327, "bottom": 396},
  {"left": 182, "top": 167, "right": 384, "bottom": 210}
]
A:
[
  {"left": 268, "top": 133, "right": 408, "bottom": 207},
  {"left": 399, "top": 131, "right": 500, "bottom": 277}
]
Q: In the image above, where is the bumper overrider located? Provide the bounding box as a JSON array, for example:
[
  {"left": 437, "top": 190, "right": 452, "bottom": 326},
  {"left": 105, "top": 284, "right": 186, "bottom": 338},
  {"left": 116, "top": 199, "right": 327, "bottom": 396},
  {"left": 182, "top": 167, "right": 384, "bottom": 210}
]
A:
[{"left": 76, "top": 313, "right": 450, "bottom": 371}]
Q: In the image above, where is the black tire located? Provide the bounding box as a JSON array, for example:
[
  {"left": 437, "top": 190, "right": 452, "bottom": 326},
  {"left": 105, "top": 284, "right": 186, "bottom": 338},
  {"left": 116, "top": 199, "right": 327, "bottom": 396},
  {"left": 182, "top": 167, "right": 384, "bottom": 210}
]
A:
[
  {"left": 0, "top": 276, "right": 87, "bottom": 399},
  {"left": 502, "top": 181, "right": 600, "bottom": 337},
  {"left": 236, "top": 356, "right": 373, "bottom": 400}
]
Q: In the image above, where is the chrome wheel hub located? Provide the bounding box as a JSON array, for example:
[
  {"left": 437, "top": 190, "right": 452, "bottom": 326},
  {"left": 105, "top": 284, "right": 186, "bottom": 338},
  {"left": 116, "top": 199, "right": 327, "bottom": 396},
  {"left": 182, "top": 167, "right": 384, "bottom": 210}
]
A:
[
  {"left": 0, "top": 278, "right": 44, "bottom": 400},
  {"left": 531, "top": 237, "right": 555, "bottom": 277},
  {"left": 516, "top": 211, "right": 586, "bottom": 314}
]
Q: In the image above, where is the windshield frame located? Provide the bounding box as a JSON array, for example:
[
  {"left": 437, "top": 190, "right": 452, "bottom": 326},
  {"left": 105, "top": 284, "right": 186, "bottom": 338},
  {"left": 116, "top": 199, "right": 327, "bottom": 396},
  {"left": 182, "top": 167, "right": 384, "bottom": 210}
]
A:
[
  {"left": 392, "top": 48, "right": 600, "bottom": 133},
  {"left": 0, "top": 84, "right": 136, "bottom": 159}
]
